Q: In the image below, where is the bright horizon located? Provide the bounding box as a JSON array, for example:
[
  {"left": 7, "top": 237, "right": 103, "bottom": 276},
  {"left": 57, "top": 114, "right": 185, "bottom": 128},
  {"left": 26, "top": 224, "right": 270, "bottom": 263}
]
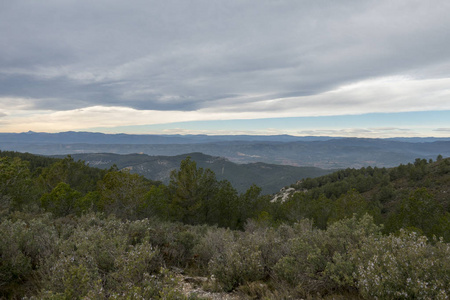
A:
[{"left": 1, "top": 1, "right": 450, "bottom": 137}]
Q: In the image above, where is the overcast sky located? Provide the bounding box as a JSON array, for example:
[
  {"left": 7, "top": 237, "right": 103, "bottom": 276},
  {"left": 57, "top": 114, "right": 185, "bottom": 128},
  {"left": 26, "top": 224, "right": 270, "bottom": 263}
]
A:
[{"left": 1, "top": 0, "right": 450, "bottom": 137}]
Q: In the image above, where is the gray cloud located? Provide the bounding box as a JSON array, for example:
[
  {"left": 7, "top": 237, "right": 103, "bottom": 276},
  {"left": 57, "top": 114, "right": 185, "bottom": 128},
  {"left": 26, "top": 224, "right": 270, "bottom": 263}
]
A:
[{"left": 1, "top": 0, "right": 450, "bottom": 113}]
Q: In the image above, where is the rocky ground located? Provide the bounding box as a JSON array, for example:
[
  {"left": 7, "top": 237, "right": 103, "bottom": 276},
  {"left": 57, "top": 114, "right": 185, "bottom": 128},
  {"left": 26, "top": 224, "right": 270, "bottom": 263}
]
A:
[{"left": 176, "top": 275, "right": 242, "bottom": 300}]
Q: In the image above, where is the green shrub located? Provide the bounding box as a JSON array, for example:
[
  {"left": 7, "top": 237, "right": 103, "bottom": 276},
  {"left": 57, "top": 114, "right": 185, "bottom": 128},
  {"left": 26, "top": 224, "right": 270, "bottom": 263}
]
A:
[
  {"left": 244, "top": 222, "right": 292, "bottom": 278},
  {"left": 208, "top": 235, "right": 264, "bottom": 292},
  {"left": 37, "top": 214, "right": 194, "bottom": 299},
  {"left": 67, "top": 217, "right": 128, "bottom": 274},
  {"left": 40, "top": 182, "right": 83, "bottom": 217},
  {"left": 0, "top": 215, "right": 58, "bottom": 298},
  {"left": 354, "top": 230, "right": 450, "bottom": 299},
  {"left": 38, "top": 214, "right": 127, "bottom": 297},
  {"left": 323, "top": 214, "right": 382, "bottom": 289},
  {"left": 193, "top": 227, "right": 235, "bottom": 273},
  {"left": 272, "top": 215, "right": 382, "bottom": 297},
  {"left": 109, "top": 241, "right": 161, "bottom": 290},
  {"left": 273, "top": 235, "right": 331, "bottom": 296}
]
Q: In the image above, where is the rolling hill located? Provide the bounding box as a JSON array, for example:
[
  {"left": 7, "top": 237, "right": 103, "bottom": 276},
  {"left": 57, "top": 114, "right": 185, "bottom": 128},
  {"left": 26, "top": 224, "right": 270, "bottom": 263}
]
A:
[{"left": 59, "top": 152, "right": 334, "bottom": 194}]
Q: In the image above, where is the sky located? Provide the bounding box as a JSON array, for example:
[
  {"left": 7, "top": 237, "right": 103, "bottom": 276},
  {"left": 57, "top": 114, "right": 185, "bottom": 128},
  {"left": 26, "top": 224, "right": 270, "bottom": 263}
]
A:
[{"left": 1, "top": 0, "right": 450, "bottom": 137}]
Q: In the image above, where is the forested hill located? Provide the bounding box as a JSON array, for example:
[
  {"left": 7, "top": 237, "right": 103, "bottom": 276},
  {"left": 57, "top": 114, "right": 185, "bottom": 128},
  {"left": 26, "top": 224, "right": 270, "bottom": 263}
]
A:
[
  {"left": 276, "top": 156, "right": 450, "bottom": 239},
  {"left": 57, "top": 152, "right": 333, "bottom": 194},
  {"left": 289, "top": 156, "right": 450, "bottom": 208}
]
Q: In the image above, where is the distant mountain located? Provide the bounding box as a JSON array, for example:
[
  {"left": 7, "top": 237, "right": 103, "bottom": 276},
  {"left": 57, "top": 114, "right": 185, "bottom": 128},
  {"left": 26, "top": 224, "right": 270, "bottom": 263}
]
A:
[
  {"left": 58, "top": 152, "right": 334, "bottom": 194},
  {"left": 2, "top": 132, "right": 450, "bottom": 169},
  {"left": 388, "top": 137, "right": 450, "bottom": 142},
  {"left": 0, "top": 131, "right": 337, "bottom": 144}
]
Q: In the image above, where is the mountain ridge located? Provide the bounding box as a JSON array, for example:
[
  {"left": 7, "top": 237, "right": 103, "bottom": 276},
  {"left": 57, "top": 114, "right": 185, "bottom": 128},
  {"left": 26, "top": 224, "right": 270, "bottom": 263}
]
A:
[
  {"left": 2, "top": 131, "right": 450, "bottom": 144},
  {"left": 1, "top": 131, "right": 449, "bottom": 169},
  {"left": 55, "top": 152, "right": 334, "bottom": 194}
]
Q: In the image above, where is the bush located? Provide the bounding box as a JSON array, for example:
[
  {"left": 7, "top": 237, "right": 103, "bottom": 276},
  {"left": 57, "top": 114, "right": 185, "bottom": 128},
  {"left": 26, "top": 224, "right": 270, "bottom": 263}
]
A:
[
  {"left": 272, "top": 215, "right": 382, "bottom": 297},
  {"left": 109, "top": 241, "right": 162, "bottom": 292},
  {"left": 273, "top": 235, "right": 331, "bottom": 296},
  {"left": 193, "top": 227, "right": 235, "bottom": 273},
  {"left": 0, "top": 214, "right": 58, "bottom": 298},
  {"left": 244, "top": 222, "right": 293, "bottom": 279},
  {"left": 324, "top": 214, "right": 382, "bottom": 289},
  {"left": 40, "top": 255, "right": 103, "bottom": 299},
  {"left": 37, "top": 214, "right": 199, "bottom": 299},
  {"left": 208, "top": 234, "right": 265, "bottom": 292},
  {"left": 143, "top": 221, "right": 203, "bottom": 268},
  {"left": 354, "top": 230, "right": 450, "bottom": 299}
]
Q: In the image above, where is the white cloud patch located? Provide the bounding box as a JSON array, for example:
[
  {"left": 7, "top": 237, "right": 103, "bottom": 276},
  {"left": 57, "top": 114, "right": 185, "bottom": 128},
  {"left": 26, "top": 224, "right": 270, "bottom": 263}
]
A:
[
  {"left": 434, "top": 128, "right": 450, "bottom": 132},
  {"left": 200, "top": 76, "right": 450, "bottom": 116},
  {"left": 1, "top": 74, "right": 450, "bottom": 134},
  {"left": 295, "top": 128, "right": 426, "bottom": 138}
]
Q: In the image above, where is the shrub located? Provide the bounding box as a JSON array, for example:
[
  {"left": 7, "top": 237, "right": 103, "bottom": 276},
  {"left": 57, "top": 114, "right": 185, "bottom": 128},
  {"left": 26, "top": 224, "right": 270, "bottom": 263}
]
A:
[
  {"left": 193, "top": 227, "right": 235, "bottom": 273},
  {"left": 109, "top": 241, "right": 162, "bottom": 290},
  {"left": 0, "top": 214, "right": 58, "bottom": 298},
  {"left": 273, "top": 215, "right": 382, "bottom": 297},
  {"left": 37, "top": 214, "right": 198, "bottom": 299},
  {"left": 273, "top": 235, "right": 331, "bottom": 296},
  {"left": 144, "top": 221, "right": 202, "bottom": 268},
  {"left": 208, "top": 235, "right": 264, "bottom": 292},
  {"left": 244, "top": 222, "right": 293, "bottom": 278},
  {"left": 40, "top": 255, "right": 102, "bottom": 299},
  {"left": 324, "top": 214, "right": 382, "bottom": 289},
  {"left": 354, "top": 230, "right": 450, "bottom": 299}
]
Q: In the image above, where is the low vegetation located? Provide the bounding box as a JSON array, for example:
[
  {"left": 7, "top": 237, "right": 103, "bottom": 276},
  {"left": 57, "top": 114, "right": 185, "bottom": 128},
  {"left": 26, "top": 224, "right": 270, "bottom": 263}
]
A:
[{"left": 1, "top": 150, "right": 449, "bottom": 299}]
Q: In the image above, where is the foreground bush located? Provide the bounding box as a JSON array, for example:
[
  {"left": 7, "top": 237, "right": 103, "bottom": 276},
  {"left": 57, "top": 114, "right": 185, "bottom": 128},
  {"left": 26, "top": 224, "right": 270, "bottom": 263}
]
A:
[
  {"left": 208, "top": 236, "right": 265, "bottom": 292},
  {"left": 0, "top": 214, "right": 204, "bottom": 299},
  {"left": 1, "top": 212, "right": 449, "bottom": 299},
  {"left": 0, "top": 214, "right": 58, "bottom": 298},
  {"left": 354, "top": 230, "right": 450, "bottom": 300},
  {"left": 271, "top": 215, "right": 381, "bottom": 297}
]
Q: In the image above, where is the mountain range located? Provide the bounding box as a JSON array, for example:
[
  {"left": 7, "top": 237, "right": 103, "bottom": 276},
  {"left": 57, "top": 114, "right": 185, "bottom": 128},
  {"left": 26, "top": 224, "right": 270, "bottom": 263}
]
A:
[{"left": 1, "top": 131, "right": 449, "bottom": 169}]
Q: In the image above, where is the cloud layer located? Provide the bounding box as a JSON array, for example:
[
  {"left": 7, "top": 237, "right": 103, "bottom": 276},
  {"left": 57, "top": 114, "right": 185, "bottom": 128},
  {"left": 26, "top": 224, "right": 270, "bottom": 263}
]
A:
[{"left": 1, "top": 0, "right": 450, "bottom": 133}]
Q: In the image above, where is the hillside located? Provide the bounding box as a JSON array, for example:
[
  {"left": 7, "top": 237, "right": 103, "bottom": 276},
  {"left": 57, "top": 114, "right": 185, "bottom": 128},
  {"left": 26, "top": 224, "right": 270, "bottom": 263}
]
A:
[
  {"left": 272, "top": 156, "right": 450, "bottom": 239},
  {"left": 1, "top": 151, "right": 449, "bottom": 299},
  {"left": 58, "top": 152, "right": 334, "bottom": 194},
  {"left": 289, "top": 156, "right": 450, "bottom": 208}
]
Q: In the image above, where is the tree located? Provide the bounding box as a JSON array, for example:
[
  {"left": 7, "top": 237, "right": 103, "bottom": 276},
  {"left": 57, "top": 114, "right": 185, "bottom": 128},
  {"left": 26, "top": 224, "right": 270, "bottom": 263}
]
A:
[
  {"left": 207, "top": 180, "right": 239, "bottom": 228},
  {"left": 236, "top": 184, "right": 267, "bottom": 229},
  {"left": 386, "top": 188, "right": 445, "bottom": 238},
  {"left": 329, "top": 189, "right": 378, "bottom": 224},
  {"left": 38, "top": 155, "right": 105, "bottom": 195},
  {"left": 168, "top": 157, "right": 218, "bottom": 224},
  {"left": 0, "top": 157, "right": 35, "bottom": 212},
  {"left": 97, "top": 170, "right": 150, "bottom": 219},
  {"left": 40, "top": 182, "right": 83, "bottom": 217},
  {"left": 141, "top": 185, "right": 171, "bottom": 220}
]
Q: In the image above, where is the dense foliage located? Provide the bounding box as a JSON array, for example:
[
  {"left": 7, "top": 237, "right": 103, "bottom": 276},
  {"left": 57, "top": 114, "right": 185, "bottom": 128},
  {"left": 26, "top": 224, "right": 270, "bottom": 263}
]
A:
[
  {"left": 1, "top": 151, "right": 449, "bottom": 299},
  {"left": 286, "top": 157, "right": 450, "bottom": 239}
]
